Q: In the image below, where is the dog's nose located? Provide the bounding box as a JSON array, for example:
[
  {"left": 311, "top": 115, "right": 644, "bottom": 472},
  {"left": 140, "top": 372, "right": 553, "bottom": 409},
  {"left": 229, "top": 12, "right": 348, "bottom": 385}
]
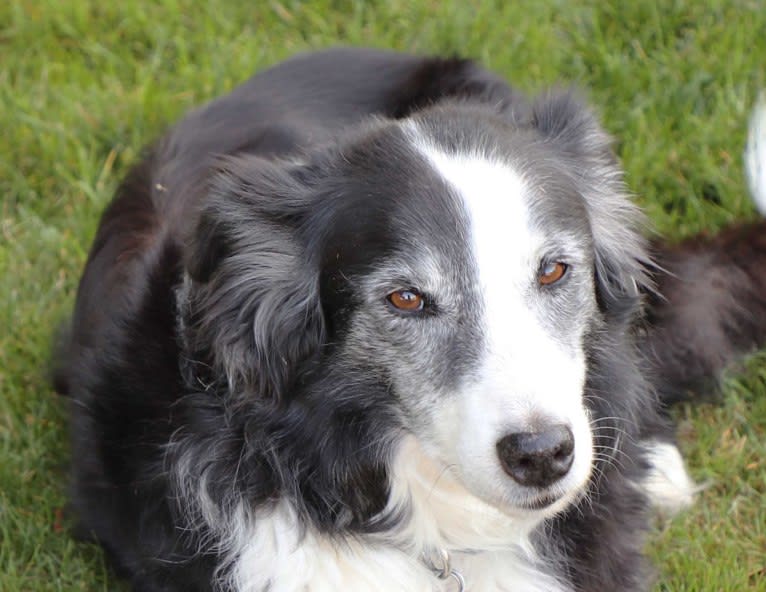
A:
[{"left": 496, "top": 425, "right": 575, "bottom": 488}]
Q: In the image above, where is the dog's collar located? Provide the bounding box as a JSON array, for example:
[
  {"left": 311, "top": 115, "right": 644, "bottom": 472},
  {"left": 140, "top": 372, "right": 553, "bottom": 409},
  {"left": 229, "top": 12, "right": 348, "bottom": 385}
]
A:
[{"left": 421, "top": 548, "right": 466, "bottom": 591}]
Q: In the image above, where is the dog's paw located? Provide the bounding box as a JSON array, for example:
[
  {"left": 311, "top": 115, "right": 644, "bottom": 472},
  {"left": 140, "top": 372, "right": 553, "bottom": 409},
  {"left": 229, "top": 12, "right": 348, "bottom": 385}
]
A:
[{"left": 641, "top": 440, "right": 697, "bottom": 515}]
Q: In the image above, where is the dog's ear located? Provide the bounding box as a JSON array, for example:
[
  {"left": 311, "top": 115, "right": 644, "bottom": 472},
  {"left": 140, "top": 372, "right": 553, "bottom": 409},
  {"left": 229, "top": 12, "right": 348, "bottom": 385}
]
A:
[
  {"left": 181, "top": 155, "right": 324, "bottom": 401},
  {"left": 531, "top": 91, "right": 651, "bottom": 322}
]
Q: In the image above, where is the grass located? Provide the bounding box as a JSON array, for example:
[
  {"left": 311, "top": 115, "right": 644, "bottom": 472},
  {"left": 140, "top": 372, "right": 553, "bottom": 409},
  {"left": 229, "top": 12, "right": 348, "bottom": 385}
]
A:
[{"left": 1, "top": 0, "right": 764, "bottom": 590}]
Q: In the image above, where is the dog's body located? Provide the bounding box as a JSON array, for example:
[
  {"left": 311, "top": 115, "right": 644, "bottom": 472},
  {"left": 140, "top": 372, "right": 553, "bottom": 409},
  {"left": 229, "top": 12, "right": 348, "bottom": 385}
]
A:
[{"left": 56, "top": 48, "right": 766, "bottom": 592}]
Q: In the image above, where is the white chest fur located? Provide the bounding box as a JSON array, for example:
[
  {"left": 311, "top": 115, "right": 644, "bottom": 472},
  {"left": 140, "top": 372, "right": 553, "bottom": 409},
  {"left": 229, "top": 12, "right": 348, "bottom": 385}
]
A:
[
  {"left": 222, "top": 437, "right": 569, "bottom": 592},
  {"left": 228, "top": 508, "right": 568, "bottom": 592}
]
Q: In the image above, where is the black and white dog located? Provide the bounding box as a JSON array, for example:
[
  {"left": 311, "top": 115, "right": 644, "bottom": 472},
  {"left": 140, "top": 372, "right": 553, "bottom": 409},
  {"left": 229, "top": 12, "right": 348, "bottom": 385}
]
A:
[{"left": 56, "top": 48, "right": 766, "bottom": 591}]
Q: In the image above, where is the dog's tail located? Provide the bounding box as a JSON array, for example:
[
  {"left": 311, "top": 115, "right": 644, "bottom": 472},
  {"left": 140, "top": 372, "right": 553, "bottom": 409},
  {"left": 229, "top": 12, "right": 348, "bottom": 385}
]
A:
[{"left": 642, "top": 98, "right": 766, "bottom": 405}]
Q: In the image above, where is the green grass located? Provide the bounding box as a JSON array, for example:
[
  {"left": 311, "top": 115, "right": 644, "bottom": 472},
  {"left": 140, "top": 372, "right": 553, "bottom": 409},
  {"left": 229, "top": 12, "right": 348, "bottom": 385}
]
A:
[{"left": 1, "top": 1, "right": 764, "bottom": 590}]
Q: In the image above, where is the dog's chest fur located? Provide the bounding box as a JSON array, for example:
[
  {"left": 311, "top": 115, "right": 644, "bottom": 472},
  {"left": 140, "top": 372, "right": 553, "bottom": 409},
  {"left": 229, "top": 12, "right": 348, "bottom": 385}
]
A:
[
  {"left": 181, "top": 436, "right": 569, "bottom": 592},
  {"left": 228, "top": 511, "right": 567, "bottom": 592}
]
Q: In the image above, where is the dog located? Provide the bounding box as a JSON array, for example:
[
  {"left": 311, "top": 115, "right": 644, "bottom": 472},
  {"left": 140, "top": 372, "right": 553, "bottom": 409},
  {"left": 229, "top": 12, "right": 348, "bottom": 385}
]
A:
[{"left": 55, "top": 48, "right": 766, "bottom": 591}]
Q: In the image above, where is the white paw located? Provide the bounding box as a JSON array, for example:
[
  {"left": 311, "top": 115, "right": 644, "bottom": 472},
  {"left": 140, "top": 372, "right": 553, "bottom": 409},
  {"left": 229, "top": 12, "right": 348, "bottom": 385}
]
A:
[{"left": 641, "top": 440, "right": 697, "bottom": 514}]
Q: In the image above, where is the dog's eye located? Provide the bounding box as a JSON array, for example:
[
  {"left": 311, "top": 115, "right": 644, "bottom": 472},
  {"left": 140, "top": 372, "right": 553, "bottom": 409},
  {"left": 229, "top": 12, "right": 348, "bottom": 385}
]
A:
[
  {"left": 387, "top": 289, "right": 425, "bottom": 312},
  {"left": 539, "top": 262, "right": 568, "bottom": 286}
]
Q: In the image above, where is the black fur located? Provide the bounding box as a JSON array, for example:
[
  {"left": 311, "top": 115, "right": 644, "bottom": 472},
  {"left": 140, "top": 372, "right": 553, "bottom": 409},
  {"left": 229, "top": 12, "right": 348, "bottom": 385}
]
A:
[{"left": 643, "top": 222, "right": 766, "bottom": 404}]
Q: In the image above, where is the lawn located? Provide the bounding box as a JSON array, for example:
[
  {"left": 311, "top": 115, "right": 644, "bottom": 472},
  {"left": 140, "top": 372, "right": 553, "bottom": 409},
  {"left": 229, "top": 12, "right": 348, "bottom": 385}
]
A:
[{"left": 1, "top": 1, "right": 764, "bottom": 590}]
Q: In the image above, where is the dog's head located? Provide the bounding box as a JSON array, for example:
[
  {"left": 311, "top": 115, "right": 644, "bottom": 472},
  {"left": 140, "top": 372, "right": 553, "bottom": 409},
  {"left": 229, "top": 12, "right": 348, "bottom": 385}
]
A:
[{"left": 182, "top": 92, "right": 649, "bottom": 525}]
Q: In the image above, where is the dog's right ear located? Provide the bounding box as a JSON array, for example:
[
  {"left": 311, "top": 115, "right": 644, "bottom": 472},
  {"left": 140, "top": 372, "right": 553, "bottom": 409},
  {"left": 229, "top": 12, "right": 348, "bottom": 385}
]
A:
[{"left": 181, "top": 155, "right": 324, "bottom": 402}]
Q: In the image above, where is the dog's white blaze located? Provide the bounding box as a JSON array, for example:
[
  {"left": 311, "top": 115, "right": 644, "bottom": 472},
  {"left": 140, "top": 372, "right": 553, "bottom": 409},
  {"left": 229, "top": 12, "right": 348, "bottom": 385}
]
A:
[{"left": 410, "top": 135, "right": 593, "bottom": 514}]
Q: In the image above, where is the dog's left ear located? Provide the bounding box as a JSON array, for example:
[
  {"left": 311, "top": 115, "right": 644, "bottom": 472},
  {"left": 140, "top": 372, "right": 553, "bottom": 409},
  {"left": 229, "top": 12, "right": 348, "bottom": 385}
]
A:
[
  {"left": 531, "top": 91, "right": 651, "bottom": 322},
  {"left": 181, "top": 155, "right": 324, "bottom": 401}
]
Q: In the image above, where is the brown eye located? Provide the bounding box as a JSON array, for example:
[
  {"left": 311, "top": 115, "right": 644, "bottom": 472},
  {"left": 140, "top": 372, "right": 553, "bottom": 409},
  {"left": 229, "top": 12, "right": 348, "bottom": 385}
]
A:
[
  {"left": 387, "top": 289, "right": 425, "bottom": 312},
  {"left": 539, "top": 262, "right": 568, "bottom": 286}
]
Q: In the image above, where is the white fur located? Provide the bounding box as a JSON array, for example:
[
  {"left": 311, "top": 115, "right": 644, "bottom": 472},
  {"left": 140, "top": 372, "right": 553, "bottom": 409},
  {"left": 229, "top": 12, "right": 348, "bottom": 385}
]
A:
[
  {"left": 381, "top": 435, "right": 570, "bottom": 592},
  {"left": 641, "top": 440, "right": 696, "bottom": 514},
  {"left": 229, "top": 501, "right": 433, "bottom": 592},
  {"left": 218, "top": 436, "right": 570, "bottom": 592},
  {"left": 746, "top": 96, "right": 766, "bottom": 215},
  {"left": 407, "top": 129, "right": 594, "bottom": 518},
  {"left": 173, "top": 446, "right": 434, "bottom": 592}
]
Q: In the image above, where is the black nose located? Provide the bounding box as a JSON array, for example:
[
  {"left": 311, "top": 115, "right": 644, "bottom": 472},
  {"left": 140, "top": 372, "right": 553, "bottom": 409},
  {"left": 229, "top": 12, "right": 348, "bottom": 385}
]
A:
[{"left": 496, "top": 425, "right": 575, "bottom": 488}]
